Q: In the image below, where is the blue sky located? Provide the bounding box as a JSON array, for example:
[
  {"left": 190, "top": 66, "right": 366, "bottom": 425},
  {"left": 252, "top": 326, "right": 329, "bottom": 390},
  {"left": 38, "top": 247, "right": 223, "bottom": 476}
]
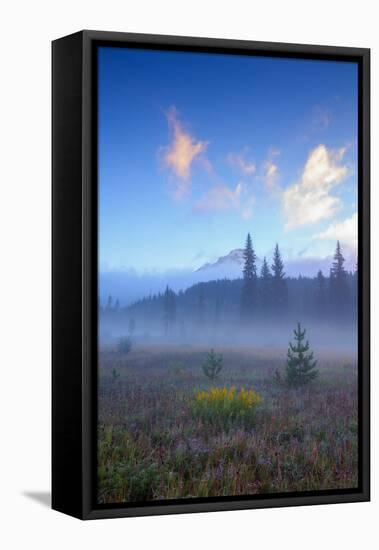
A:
[{"left": 98, "top": 46, "right": 358, "bottom": 275}]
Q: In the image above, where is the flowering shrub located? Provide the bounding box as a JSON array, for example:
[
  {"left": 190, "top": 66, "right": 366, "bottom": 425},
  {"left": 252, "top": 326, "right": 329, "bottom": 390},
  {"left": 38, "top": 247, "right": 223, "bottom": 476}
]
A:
[{"left": 193, "top": 386, "right": 262, "bottom": 425}]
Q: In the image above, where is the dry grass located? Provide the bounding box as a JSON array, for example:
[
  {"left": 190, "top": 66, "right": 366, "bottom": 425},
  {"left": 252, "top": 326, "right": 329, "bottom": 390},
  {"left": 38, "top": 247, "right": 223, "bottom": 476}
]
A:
[{"left": 97, "top": 345, "right": 358, "bottom": 504}]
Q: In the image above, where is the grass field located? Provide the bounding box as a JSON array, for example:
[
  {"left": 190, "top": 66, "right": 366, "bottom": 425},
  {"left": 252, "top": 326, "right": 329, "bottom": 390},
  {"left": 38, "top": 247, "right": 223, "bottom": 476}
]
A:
[{"left": 97, "top": 345, "right": 358, "bottom": 504}]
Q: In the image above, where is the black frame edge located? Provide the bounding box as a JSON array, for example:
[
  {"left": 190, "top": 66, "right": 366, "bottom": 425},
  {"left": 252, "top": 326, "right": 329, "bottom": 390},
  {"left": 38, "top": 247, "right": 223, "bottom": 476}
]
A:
[
  {"left": 52, "top": 31, "right": 85, "bottom": 519},
  {"left": 360, "top": 48, "right": 370, "bottom": 501},
  {"left": 83, "top": 29, "right": 370, "bottom": 58}
]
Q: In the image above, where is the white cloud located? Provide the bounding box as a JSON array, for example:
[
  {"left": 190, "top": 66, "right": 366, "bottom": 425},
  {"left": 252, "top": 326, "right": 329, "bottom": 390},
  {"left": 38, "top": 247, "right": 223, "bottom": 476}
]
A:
[
  {"left": 263, "top": 160, "right": 279, "bottom": 188},
  {"left": 194, "top": 182, "right": 255, "bottom": 219},
  {"left": 161, "top": 107, "right": 208, "bottom": 200},
  {"left": 194, "top": 183, "right": 243, "bottom": 212},
  {"left": 262, "top": 147, "right": 281, "bottom": 191},
  {"left": 282, "top": 144, "right": 349, "bottom": 230},
  {"left": 227, "top": 150, "right": 256, "bottom": 175},
  {"left": 313, "top": 212, "right": 358, "bottom": 251}
]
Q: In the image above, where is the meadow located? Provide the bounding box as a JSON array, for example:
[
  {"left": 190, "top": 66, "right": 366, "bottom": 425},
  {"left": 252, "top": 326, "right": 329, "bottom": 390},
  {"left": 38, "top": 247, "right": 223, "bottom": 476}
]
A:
[{"left": 97, "top": 345, "right": 358, "bottom": 504}]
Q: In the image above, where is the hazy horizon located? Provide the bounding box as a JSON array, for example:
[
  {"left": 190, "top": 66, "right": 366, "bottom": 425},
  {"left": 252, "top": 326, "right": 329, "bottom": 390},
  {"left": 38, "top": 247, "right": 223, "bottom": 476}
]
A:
[{"left": 99, "top": 240, "right": 357, "bottom": 307}]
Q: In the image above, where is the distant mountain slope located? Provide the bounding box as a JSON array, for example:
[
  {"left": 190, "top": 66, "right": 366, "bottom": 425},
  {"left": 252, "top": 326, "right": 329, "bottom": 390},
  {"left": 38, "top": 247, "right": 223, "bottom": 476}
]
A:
[
  {"left": 195, "top": 248, "right": 245, "bottom": 279},
  {"left": 196, "top": 248, "right": 244, "bottom": 271}
]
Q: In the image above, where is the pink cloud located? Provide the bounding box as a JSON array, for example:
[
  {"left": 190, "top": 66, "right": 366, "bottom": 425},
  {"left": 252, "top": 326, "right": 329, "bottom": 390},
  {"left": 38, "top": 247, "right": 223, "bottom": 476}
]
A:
[{"left": 161, "top": 107, "right": 208, "bottom": 200}]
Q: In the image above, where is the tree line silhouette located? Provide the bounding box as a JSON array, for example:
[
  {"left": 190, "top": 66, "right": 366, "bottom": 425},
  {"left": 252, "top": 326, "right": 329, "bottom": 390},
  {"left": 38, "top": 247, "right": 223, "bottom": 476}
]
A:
[{"left": 101, "top": 235, "right": 357, "bottom": 332}]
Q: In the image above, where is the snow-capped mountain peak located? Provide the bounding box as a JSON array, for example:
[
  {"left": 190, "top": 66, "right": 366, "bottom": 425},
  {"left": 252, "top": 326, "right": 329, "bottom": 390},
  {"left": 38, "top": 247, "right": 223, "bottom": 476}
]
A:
[{"left": 195, "top": 248, "right": 244, "bottom": 276}]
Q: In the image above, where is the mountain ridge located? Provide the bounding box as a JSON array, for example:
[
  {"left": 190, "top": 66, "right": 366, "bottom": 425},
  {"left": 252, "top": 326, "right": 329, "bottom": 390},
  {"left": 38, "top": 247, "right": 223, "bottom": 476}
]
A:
[{"left": 195, "top": 248, "right": 245, "bottom": 273}]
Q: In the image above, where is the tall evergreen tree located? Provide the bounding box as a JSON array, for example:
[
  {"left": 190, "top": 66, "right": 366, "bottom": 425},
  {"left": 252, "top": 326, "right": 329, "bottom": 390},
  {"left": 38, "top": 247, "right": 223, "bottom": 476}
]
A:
[
  {"left": 331, "top": 240, "right": 345, "bottom": 274},
  {"left": 242, "top": 233, "right": 257, "bottom": 279},
  {"left": 329, "top": 241, "right": 350, "bottom": 316},
  {"left": 271, "top": 243, "right": 287, "bottom": 313},
  {"left": 164, "top": 285, "right": 176, "bottom": 335},
  {"left": 259, "top": 256, "right": 272, "bottom": 313},
  {"left": 240, "top": 233, "right": 257, "bottom": 320}
]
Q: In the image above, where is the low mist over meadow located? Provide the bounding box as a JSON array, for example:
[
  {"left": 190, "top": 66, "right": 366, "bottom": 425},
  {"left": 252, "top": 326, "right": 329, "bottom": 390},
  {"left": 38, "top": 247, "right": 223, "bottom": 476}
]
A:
[{"left": 100, "top": 238, "right": 357, "bottom": 352}]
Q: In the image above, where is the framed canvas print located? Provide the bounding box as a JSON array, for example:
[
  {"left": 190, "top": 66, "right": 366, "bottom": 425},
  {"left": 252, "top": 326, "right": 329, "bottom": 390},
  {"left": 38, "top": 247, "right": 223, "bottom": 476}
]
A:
[{"left": 52, "top": 30, "right": 370, "bottom": 519}]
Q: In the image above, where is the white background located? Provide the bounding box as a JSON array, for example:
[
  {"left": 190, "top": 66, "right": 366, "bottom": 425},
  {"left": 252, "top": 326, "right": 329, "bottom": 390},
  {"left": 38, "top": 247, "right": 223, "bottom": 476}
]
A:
[{"left": 0, "top": 1, "right": 376, "bottom": 548}]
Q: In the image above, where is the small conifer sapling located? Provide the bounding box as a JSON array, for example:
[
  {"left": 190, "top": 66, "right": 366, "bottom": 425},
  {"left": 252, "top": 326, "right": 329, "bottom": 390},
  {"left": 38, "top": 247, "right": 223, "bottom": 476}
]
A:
[
  {"left": 285, "top": 322, "right": 318, "bottom": 388},
  {"left": 202, "top": 349, "right": 223, "bottom": 381}
]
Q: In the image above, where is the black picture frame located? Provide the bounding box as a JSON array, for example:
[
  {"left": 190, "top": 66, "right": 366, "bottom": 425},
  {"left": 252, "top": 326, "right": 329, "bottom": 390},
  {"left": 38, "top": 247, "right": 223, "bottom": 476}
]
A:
[{"left": 52, "top": 30, "right": 370, "bottom": 520}]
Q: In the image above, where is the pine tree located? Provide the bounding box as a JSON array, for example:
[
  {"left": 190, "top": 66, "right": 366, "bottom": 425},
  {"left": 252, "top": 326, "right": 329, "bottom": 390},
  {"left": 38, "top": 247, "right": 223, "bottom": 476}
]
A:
[
  {"left": 259, "top": 256, "right": 272, "bottom": 313},
  {"left": 330, "top": 240, "right": 345, "bottom": 275},
  {"left": 271, "top": 243, "right": 287, "bottom": 313},
  {"left": 164, "top": 285, "right": 176, "bottom": 335},
  {"left": 285, "top": 322, "right": 318, "bottom": 387},
  {"left": 202, "top": 349, "right": 223, "bottom": 380},
  {"left": 243, "top": 233, "right": 257, "bottom": 280},
  {"left": 240, "top": 233, "right": 257, "bottom": 320},
  {"left": 329, "top": 241, "right": 350, "bottom": 316}
]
